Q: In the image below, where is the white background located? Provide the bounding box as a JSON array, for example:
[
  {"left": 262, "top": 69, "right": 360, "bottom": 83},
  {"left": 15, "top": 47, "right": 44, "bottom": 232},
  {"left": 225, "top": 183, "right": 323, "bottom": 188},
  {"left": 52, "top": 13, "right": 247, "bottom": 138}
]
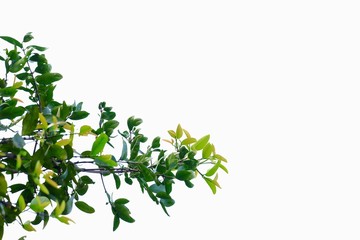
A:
[{"left": 2, "top": 0, "right": 360, "bottom": 239}]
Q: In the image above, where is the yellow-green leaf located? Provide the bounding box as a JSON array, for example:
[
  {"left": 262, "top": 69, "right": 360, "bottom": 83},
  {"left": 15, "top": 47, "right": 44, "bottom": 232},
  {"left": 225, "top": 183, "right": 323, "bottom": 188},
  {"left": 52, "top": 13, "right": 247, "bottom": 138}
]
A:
[
  {"left": 30, "top": 196, "right": 50, "bottom": 212},
  {"left": 91, "top": 133, "right": 108, "bottom": 156},
  {"left": 215, "top": 154, "right": 228, "bottom": 162},
  {"left": 56, "top": 216, "right": 75, "bottom": 225},
  {"left": 38, "top": 113, "right": 48, "bottom": 129},
  {"left": 202, "top": 143, "right": 213, "bottom": 159},
  {"left": 168, "top": 130, "right": 176, "bottom": 138},
  {"left": 181, "top": 137, "right": 197, "bottom": 145},
  {"left": 79, "top": 125, "right": 92, "bottom": 136},
  {"left": 192, "top": 134, "right": 210, "bottom": 150},
  {"left": 23, "top": 221, "right": 36, "bottom": 232},
  {"left": 56, "top": 139, "right": 71, "bottom": 146},
  {"left": 0, "top": 173, "right": 7, "bottom": 197},
  {"left": 176, "top": 124, "right": 183, "bottom": 139},
  {"left": 17, "top": 195, "right": 26, "bottom": 212},
  {"left": 205, "top": 159, "right": 221, "bottom": 177}
]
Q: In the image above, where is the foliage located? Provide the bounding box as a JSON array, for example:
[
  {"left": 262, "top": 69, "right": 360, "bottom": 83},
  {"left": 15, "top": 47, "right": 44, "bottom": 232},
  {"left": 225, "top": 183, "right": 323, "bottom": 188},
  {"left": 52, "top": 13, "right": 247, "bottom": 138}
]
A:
[{"left": 0, "top": 33, "right": 228, "bottom": 239}]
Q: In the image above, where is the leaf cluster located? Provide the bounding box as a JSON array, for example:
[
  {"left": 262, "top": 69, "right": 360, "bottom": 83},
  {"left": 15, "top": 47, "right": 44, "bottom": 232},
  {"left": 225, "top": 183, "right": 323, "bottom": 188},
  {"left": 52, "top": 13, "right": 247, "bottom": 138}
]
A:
[{"left": 0, "top": 33, "right": 228, "bottom": 239}]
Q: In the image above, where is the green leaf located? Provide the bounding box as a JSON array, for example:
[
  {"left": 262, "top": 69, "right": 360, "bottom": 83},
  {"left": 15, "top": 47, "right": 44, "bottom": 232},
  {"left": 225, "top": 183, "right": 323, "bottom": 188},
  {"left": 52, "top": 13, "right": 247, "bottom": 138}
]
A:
[
  {"left": 0, "top": 87, "right": 17, "bottom": 97},
  {"left": 114, "top": 198, "right": 129, "bottom": 205},
  {"left": 176, "top": 124, "right": 183, "bottom": 138},
  {"left": 138, "top": 164, "right": 156, "bottom": 182},
  {"left": 0, "top": 36, "right": 23, "bottom": 48},
  {"left": 167, "top": 130, "right": 176, "bottom": 138},
  {"left": 0, "top": 173, "right": 7, "bottom": 197},
  {"left": 91, "top": 133, "right": 108, "bottom": 155},
  {"left": 22, "top": 221, "right": 36, "bottom": 232},
  {"left": 127, "top": 116, "right": 142, "bottom": 130},
  {"left": 202, "top": 143, "right": 213, "bottom": 159},
  {"left": 30, "top": 196, "right": 51, "bottom": 212},
  {"left": 12, "top": 133, "right": 25, "bottom": 148},
  {"left": 22, "top": 106, "right": 39, "bottom": 135},
  {"left": 151, "top": 136, "right": 161, "bottom": 148},
  {"left": 120, "top": 138, "right": 128, "bottom": 160},
  {"left": 219, "top": 164, "right": 229, "bottom": 174},
  {"left": 176, "top": 170, "right": 195, "bottom": 181},
  {"left": 160, "top": 198, "right": 175, "bottom": 207},
  {"left": 9, "top": 57, "right": 27, "bottom": 73},
  {"left": 75, "top": 201, "right": 95, "bottom": 214},
  {"left": 114, "top": 204, "right": 135, "bottom": 223},
  {"left": 23, "top": 32, "right": 34, "bottom": 43},
  {"left": 101, "top": 111, "right": 116, "bottom": 121},
  {"left": 103, "top": 120, "right": 119, "bottom": 130},
  {"left": 149, "top": 184, "right": 166, "bottom": 193},
  {"left": 35, "top": 72, "right": 63, "bottom": 85},
  {"left": 48, "top": 145, "right": 67, "bottom": 160},
  {"left": 181, "top": 137, "right": 197, "bottom": 145},
  {"left": 185, "top": 180, "right": 194, "bottom": 188},
  {"left": 205, "top": 159, "right": 221, "bottom": 177},
  {"left": 204, "top": 177, "right": 217, "bottom": 194},
  {"left": 69, "top": 110, "right": 89, "bottom": 120},
  {"left": 0, "top": 106, "right": 25, "bottom": 120},
  {"left": 113, "top": 215, "right": 120, "bottom": 231},
  {"left": 79, "top": 125, "right": 92, "bottom": 136},
  {"left": 113, "top": 174, "right": 121, "bottom": 189},
  {"left": 28, "top": 45, "right": 47, "bottom": 51},
  {"left": 79, "top": 175, "right": 95, "bottom": 184},
  {"left": 193, "top": 134, "right": 210, "bottom": 150},
  {"left": 95, "top": 155, "right": 117, "bottom": 167}
]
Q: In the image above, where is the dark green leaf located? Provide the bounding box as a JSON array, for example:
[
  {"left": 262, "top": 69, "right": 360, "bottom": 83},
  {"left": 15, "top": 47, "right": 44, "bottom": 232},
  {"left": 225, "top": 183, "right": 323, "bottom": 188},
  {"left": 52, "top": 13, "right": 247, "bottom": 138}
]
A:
[
  {"left": 28, "top": 45, "right": 47, "bottom": 52},
  {"left": 185, "top": 180, "right": 194, "bottom": 188},
  {"left": 114, "top": 198, "right": 129, "bottom": 205},
  {"left": 76, "top": 183, "right": 88, "bottom": 196},
  {"left": 114, "top": 204, "right": 135, "bottom": 223},
  {"left": 0, "top": 106, "right": 25, "bottom": 120},
  {"left": 75, "top": 201, "right": 95, "bottom": 214},
  {"left": 113, "top": 215, "right": 120, "bottom": 231},
  {"left": 138, "top": 164, "right": 155, "bottom": 182},
  {"left": 151, "top": 136, "right": 161, "bottom": 148},
  {"left": 0, "top": 36, "right": 23, "bottom": 48},
  {"left": 69, "top": 110, "right": 89, "bottom": 120},
  {"left": 22, "top": 106, "right": 39, "bottom": 135},
  {"left": 0, "top": 87, "right": 17, "bottom": 97},
  {"left": 113, "top": 174, "right": 121, "bottom": 189},
  {"left": 12, "top": 133, "right": 25, "bottom": 148},
  {"left": 156, "top": 192, "right": 171, "bottom": 199},
  {"left": 35, "top": 72, "right": 62, "bottom": 85},
  {"left": 9, "top": 183, "right": 26, "bottom": 193},
  {"left": 160, "top": 198, "right": 175, "bottom": 207},
  {"left": 79, "top": 175, "right": 95, "bottom": 184},
  {"left": 48, "top": 145, "right": 67, "bottom": 160},
  {"left": 175, "top": 170, "right": 195, "bottom": 181},
  {"left": 23, "top": 32, "right": 34, "bottom": 43},
  {"left": 9, "top": 57, "right": 27, "bottom": 73},
  {"left": 101, "top": 111, "right": 116, "bottom": 120},
  {"left": 91, "top": 133, "right": 108, "bottom": 155}
]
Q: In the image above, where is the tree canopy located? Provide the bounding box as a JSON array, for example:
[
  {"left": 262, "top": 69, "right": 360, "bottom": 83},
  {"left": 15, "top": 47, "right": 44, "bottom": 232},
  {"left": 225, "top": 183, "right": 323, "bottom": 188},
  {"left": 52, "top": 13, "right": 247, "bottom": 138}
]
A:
[{"left": 0, "top": 33, "right": 228, "bottom": 239}]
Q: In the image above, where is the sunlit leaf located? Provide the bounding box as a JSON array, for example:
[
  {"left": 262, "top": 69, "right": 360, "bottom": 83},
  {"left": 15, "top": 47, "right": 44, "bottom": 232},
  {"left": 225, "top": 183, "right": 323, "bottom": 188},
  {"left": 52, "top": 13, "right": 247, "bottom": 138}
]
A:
[
  {"left": 30, "top": 196, "right": 51, "bottom": 213},
  {"left": 202, "top": 143, "right": 213, "bottom": 159},
  {"left": 192, "top": 134, "right": 210, "bottom": 150},
  {"left": 205, "top": 159, "right": 221, "bottom": 177},
  {"left": 176, "top": 124, "right": 183, "bottom": 139},
  {"left": 0, "top": 173, "right": 7, "bottom": 197},
  {"left": 22, "top": 221, "right": 36, "bottom": 232},
  {"left": 79, "top": 125, "right": 92, "bottom": 136},
  {"left": 91, "top": 133, "right": 108, "bottom": 156}
]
